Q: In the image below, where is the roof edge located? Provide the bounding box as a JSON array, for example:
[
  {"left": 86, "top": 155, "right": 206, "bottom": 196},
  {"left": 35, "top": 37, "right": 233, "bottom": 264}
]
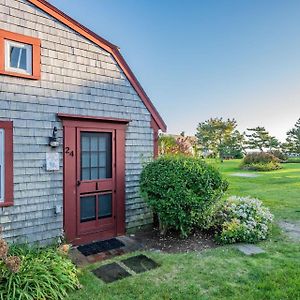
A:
[{"left": 26, "top": 0, "right": 167, "bottom": 131}]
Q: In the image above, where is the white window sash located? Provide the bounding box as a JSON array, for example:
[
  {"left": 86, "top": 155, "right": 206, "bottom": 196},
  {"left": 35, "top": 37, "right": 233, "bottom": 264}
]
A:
[
  {"left": 4, "top": 40, "right": 33, "bottom": 75},
  {"left": 0, "top": 129, "right": 4, "bottom": 202}
]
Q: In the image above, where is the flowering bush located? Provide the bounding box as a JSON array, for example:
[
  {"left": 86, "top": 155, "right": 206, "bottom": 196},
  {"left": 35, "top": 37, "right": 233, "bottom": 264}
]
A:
[{"left": 213, "top": 196, "right": 273, "bottom": 244}]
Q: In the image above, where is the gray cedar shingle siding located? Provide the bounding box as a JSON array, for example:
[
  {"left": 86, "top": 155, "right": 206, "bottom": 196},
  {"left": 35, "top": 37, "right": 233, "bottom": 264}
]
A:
[{"left": 0, "top": 0, "right": 153, "bottom": 244}]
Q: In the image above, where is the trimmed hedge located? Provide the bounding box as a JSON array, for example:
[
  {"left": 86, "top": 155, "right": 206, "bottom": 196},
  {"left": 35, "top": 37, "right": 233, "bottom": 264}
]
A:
[{"left": 140, "top": 155, "right": 228, "bottom": 237}]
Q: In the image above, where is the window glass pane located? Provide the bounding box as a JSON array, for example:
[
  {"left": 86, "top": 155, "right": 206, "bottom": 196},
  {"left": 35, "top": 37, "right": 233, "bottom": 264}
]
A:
[
  {"left": 99, "top": 168, "right": 106, "bottom": 179},
  {"left": 80, "top": 195, "right": 96, "bottom": 222},
  {"left": 98, "top": 193, "right": 112, "bottom": 219},
  {"left": 99, "top": 152, "right": 106, "bottom": 167},
  {"left": 99, "top": 136, "right": 106, "bottom": 151},
  {"left": 81, "top": 136, "right": 89, "bottom": 151},
  {"left": 81, "top": 168, "right": 90, "bottom": 180},
  {"left": 82, "top": 152, "right": 90, "bottom": 168},
  {"left": 0, "top": 129, "right": 4, "bottom": 202},
  {"left": 10, "top": 47, "right": 22, "bottom": 68},
  {"left": 91, "top": 168, "right": 98, "bottom": 180},
  {"left": 91, "top": 137, "right": 98, "bottom": 151},
  {"left": 91, "top": 152, "right": 98, "bottom": 167},
  {"left": 19, "top": 48, "right": 27, "bottom": 70}
]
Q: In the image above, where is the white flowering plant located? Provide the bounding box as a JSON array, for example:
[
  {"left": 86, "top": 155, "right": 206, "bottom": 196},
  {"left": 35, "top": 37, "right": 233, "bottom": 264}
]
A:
[{"left": 213, "top": 196, "right": 273, "bottom": 244}]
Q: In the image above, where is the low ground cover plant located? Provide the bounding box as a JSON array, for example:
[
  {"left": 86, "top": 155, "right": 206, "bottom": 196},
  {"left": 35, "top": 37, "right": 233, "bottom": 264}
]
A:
[
  {"left": 0, "top": 228, "right": 79, "bottom": 300},
  {"left": 240, "top": 152, "right": 282, "bottom": 171},
  {"left": 140, "top": 155, "right": 228, "bottom": 237},
  {"left": 211, "top": 196, "right": 273, "bottom": 244}
]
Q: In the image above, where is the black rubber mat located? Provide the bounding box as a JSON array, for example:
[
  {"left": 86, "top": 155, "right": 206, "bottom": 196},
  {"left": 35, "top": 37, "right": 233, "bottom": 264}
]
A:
[
  {"left": 121, "top": 254, "right": 159, "bottom": 273},
  {"left": 92, "top": 262, "right": 131, "bottom": 283},
  {"left": 77, "top": 238, "right": 124, "bottom": 256}
]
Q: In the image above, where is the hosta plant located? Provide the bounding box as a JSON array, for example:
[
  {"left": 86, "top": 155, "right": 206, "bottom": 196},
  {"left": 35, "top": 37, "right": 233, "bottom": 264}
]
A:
[{"left": 213, "top": 196, "right": 273, "bottom": 244}]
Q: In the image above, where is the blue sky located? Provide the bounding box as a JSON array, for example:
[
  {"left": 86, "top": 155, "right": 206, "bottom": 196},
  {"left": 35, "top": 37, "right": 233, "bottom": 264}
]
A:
[{"left": 49, "top": 0, "right": 300, "bottom": 140}]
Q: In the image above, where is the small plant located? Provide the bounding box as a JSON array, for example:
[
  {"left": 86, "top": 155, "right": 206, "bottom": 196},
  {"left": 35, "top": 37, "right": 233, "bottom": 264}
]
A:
[
  {"left": 240, "top": 152, "right": 282, "bottom": 171},
  {"left": 140, "top": 155, "right": 228, "bottom": 237},
  {"left": 212, "top": 196, "right": 273, "bottom": 244},
  {"left": 0, "top": 226, "right": 79, "bottom": 300}
]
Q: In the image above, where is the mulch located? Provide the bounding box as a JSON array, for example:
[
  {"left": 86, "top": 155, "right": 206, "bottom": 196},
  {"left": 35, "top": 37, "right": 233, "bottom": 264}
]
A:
[{"left": 132, "top": 227, "right": 216, "bottom": 253}]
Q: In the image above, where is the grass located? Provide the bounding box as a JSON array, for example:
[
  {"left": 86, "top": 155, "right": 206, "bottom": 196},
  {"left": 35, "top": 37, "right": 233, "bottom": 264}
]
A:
[{"left": 67, "top": 160, "right": 300, "bottom": 300}]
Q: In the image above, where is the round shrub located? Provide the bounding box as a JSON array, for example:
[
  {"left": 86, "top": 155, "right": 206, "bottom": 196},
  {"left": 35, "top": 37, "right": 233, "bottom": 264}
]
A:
[
  {"left": 213, "top": 196, "right": 273, "bottom": 244},
  {"left": 240, "top": 152, "right": 282, "bottom": 171},
  {"left": 0, "top": 245, "right": 79, "bottom": 299},
  {"left": 140, "top": 155, "right": 228, "bottom": 237}
]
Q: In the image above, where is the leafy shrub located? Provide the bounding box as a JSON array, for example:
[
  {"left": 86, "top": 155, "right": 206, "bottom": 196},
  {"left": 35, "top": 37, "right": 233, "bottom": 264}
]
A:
[
  {"left": 212, "top": 196, "right": 273, "bottom": 244},
  {"left": 0, "top": 244, "right": 79, "bottom": 300},
  {"left": 240, "top": 152, "right": 282, "bottom": 171},
  {"left": 140, "top": 155, "right": 228, "bottom": 237}
]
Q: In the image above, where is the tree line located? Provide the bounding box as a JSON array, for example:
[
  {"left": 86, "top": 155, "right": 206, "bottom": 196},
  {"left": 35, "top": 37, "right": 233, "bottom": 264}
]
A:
[{"left": 159, "top": 117, "right": 300, "bottom": 159}]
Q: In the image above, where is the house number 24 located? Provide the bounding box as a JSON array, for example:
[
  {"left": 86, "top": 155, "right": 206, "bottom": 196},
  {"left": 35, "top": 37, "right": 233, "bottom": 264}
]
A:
[{"left": 65, "top": 147, "right": 74, "bottom": 157}]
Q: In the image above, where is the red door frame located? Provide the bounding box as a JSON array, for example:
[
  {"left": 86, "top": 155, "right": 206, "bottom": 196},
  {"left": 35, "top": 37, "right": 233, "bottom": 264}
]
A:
[{"left": 58, "top": 113, "right": 129, "bottom": 245}]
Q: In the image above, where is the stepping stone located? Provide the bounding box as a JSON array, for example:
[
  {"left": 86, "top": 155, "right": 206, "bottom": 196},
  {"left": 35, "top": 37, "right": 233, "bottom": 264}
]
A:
[
  {"left": 230, "top": 173, "right": 259, "bottom": 178},
  {"left": 278, "top": 221, "right": 300, "bottom": 242},
  {"left": 92, "top": 262, "right": 131, "bottom": 283},
  {"left": 236, "top": 244, "right": 265, "bottom": 255},
  {"left": 121, "top": 254, "right": 159, "bottom": 273}
]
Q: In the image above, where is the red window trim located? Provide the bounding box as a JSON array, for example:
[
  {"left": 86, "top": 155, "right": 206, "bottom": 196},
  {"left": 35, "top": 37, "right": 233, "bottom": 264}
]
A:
[
  {"left": 0, "top": 29, "right": 41, "bottom": 80},
  {"left": 0, "top": 121, "right": 13, "bottom": 207}
]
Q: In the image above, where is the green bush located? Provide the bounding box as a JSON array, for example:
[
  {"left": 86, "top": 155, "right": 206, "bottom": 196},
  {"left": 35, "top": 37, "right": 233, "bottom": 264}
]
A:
[
  {"left": 140, "top": 155, "right": 228, "bottom": 237},
  {"left": 240, "top": 152, "right": 282, "bottom": 171},
  {"left": 285, "top": 157, "right": 300, "bottom": 163},
  {"left": 212, "top": 196, "right": 273, "bottom": 244},
  {"left": 0, "top": 244, "right": 79, "bottom": 300}
]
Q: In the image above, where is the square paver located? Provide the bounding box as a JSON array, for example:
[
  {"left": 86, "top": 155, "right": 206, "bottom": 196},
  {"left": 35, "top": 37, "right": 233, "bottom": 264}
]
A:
[
  {"left": 121, "top": 254, "right": 159, "bottom": 273},
  {"left": 92, "top": 262, "right": 131, "bottom": 283},
  {"left": 236, "top": 244, "right": 265, "bottom": 255}
]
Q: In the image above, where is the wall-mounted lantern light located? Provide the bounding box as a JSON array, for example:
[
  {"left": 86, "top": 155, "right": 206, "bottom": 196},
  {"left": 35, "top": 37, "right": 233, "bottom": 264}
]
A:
[{"left": 49, "top": 127, "right": 59, "bottom": 148}]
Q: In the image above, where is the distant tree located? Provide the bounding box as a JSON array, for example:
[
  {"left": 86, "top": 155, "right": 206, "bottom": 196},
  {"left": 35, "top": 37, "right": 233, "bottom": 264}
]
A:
[
  {"left": 245, "top": 127, "right": 272, "bottom": 151},
  {"left": 218, "top": 130, "right": 245, "bottom": 159},
  {"left": 158, "top": 134, "right": 177, "bottom": 155},
  {"left": 268, "top": 136, "right": 281, "bottom": 151},
  {"left": 285, "top": 118, "right": 300, "bottom": 155},
  {"left": 158, "top": 134, "right": 194, "bottom": 156},
  {"left": 196, "top": 118, "right": 243, "bottom": 159}
]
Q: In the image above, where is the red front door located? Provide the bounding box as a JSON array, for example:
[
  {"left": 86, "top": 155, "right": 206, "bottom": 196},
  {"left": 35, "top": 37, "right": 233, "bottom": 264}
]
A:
[{"left": 61, "top": 115, "right": 127, "bottom": 245}]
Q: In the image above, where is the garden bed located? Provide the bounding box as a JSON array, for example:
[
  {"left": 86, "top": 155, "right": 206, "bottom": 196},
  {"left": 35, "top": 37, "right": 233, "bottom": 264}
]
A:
[{"left": 132, "top": 228, "right": 216, "bottom": 253}]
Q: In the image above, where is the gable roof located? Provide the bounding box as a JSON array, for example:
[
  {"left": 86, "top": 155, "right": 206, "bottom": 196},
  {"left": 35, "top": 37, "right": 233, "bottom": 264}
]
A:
[{"left": 27, "top": 0, "right": 167, "bottom": 131}]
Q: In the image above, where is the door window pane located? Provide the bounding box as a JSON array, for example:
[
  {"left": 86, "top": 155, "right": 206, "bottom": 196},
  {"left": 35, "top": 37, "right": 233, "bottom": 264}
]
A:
[
  {"left": 80, "top": 132, "right": 112, "bottom": 180},
  {"left": 98, "top": 193, "right": 112, "bottom": 219},
  {"left": 80, "top": 195, "right": 96, "bottom": 222}
]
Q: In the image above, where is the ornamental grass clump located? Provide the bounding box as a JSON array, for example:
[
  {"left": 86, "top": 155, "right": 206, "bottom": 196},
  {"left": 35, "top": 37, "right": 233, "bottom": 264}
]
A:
[
  {"left": 213, "top": 196, "right": 273, "bottom": 244},
  {"left": 140, "top": 155, "right": 228, "bottom": 237},
  {"left": 0, "top": 226, "right": 80, "bottom": 300}
]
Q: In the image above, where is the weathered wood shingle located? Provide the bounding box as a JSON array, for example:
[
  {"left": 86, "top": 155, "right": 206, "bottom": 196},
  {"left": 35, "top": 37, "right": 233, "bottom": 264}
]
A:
[{"left": 0, "top": 0, "right": 154, "bottom": 244}]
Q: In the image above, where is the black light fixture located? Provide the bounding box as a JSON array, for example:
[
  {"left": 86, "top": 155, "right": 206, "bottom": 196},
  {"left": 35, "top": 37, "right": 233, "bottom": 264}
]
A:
[{"left": 49, "top": 126, "right": 59, "bottom": 148}]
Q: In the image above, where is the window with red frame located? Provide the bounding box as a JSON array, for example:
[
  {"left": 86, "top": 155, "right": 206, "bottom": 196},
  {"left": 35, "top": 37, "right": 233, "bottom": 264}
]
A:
[
  {"left": 0, "top": 29, "right": 40, "bottom": 80},
  {"left": 0, "top": 121, "right": 13, "bottom": 206}
]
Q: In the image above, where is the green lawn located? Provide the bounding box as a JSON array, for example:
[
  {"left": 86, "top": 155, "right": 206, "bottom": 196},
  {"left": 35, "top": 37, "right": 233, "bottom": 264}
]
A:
[{"left": 67, "top": 161, "right": 300, "bottom": 300}]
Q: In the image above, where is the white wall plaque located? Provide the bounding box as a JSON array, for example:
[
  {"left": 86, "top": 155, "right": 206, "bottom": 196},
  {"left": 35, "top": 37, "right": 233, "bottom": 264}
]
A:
[{"left": 46, "top": 153, "right": 60, "bottom": 171}]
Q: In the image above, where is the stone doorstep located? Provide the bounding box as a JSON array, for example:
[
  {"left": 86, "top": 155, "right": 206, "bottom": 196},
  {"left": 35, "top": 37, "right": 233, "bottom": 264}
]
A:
[
  {"left": 236, "top": 244, "right": 266, "bottom": 256},
  {"left": 69, "top": 236, "right": 143, "bottom": 267}
]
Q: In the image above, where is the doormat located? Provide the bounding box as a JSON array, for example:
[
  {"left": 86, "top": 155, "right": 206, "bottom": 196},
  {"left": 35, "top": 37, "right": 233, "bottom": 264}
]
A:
[
  {"left": 92, "top": 262, "right": 131, "bottom": 283},
  {"left": 121, "top": 254, "right": 159, "bottom": 273},
  {"left": 77, "top": 238, "right": 125, "bottom": 256}
]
